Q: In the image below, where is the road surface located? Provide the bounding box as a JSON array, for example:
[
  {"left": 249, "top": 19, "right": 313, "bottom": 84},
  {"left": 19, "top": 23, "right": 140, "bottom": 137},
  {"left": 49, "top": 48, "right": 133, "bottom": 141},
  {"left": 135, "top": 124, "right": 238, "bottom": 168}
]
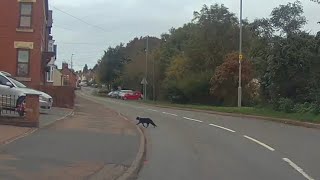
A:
[
  {"left": 0, "top": 96, "right": 139, "bottom": 179},
  {"left": 81, "top": 88, "right": 320, "bottom": 180}
]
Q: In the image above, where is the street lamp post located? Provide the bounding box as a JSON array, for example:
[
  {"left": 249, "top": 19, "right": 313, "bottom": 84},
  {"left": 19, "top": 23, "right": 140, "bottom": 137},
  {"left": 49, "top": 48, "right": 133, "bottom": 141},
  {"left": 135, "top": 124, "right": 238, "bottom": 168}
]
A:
[
  {"left": 71, "top": 53, "right": 74, "bottom": 70},
  {"left": 238, "top": 0, "right": 243, "bottom": 107}
]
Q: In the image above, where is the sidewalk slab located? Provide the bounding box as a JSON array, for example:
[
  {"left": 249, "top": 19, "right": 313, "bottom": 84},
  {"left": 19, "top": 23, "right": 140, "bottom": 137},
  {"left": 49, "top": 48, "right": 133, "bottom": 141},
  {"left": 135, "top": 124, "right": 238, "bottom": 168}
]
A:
[
  {"left": 0, "top": 96, "right": 140, "bottom": 179},
  {"left": 0, "top": 125, "right": 32, "bottom": 145},
  {"left": 39, "top": 107, "right": 73, "bottom": 128}
]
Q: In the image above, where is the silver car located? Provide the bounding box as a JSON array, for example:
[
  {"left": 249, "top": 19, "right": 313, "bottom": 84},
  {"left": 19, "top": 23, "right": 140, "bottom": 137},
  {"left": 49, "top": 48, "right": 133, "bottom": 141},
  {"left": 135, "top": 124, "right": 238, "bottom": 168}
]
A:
[{"left": 0, "top": 71, "right": 53, "bottom": 115}]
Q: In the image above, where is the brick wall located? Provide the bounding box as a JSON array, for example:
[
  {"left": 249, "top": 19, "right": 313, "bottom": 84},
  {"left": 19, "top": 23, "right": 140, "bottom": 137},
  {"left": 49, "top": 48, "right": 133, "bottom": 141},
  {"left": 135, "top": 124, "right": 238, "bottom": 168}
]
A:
[
  {"left": 0, "top": 0, "right": 48, "bottom": 87},
  {"left": 39, "top": 86, "right": 75, "bottom": 108}
]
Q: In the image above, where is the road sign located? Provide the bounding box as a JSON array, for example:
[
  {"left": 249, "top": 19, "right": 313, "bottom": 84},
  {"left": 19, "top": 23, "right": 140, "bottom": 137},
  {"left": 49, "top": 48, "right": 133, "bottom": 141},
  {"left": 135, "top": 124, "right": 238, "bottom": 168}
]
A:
[
  {"left": 239, "top": 54, "right": 243, "bottom": 61},
  {"left": 141, "top": 78, "right": 148, "bottom": 85}
]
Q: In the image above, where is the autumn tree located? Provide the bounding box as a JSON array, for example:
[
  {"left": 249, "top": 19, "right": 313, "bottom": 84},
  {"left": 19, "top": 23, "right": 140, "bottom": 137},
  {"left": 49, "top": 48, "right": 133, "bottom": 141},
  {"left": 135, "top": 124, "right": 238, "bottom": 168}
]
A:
[{"left": 210, "top": 53, "right": 254, "bottom": 106}]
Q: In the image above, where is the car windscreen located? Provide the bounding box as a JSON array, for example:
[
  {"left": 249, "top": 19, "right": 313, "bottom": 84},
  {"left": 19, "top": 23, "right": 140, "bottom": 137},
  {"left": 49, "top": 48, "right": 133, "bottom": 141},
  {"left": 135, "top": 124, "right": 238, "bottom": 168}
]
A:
[{"left": 8, "top": 77, "right": 27, "bottom": 88}]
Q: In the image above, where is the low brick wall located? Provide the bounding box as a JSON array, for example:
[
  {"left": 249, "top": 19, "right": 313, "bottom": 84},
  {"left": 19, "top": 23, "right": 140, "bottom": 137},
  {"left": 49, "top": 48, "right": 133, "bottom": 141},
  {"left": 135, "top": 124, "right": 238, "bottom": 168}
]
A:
[{"left": 39, "top": 86, "right": 75, "bottom": 109}]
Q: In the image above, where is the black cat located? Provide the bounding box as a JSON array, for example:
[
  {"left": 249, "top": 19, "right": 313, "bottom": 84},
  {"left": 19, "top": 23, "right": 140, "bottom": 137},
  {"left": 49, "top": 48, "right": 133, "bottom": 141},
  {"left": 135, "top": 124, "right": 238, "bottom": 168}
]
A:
[{"left": 136, "top": 117, "right": 157, "bottom": 128}]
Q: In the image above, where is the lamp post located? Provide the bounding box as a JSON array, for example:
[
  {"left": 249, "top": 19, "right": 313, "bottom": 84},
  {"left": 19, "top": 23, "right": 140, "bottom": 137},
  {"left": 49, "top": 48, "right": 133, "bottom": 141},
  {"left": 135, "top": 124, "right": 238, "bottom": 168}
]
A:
[
  {"left": 71, "top": 53, "right": 74, "bottom": 70},
  {"left": 238, "top": 0, "right": 243, "bottom": 107}
]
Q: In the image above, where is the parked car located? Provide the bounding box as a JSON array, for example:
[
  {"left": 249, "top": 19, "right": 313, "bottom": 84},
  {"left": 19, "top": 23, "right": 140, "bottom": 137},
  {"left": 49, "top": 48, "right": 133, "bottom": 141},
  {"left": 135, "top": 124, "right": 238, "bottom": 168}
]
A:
[
  {"left": 107, "top": 91, "right": 115, "bottom": 97},
  {"left": 79, "top": 80, "right": 88, "bottom": 87},
  {"left": 0, "top": 71, "right": 53, "bottom": 115},
  {"left": 118, "top": 90, "right": 133, "bottom": 99},
  {"left": 122, "top": 91, "right": 143, "bottom": 100},
  {"left": 110, "top": 91, "right": 120, "bottom": 98}
]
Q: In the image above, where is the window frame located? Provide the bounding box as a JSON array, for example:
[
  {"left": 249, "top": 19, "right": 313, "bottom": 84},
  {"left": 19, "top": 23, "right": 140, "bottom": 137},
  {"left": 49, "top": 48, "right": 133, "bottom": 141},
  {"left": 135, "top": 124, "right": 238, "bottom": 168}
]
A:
[
  {"left": 19, "top": 2, "right": 33, "bottom": 28},
  {"left": 16, "top": 49, "right": 31, "bottom": 77},
  {"left": 46, "top": 66, "right": 54, "bottom": 82}
]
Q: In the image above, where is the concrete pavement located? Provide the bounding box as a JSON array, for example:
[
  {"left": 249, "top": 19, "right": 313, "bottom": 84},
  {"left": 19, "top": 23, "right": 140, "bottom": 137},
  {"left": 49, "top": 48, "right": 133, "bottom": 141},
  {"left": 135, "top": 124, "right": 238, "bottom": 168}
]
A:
[
  {"left": 80, "top": 88, "right": 320, "bottom": 180},
  {"left": 0, "top": 96, "right": 140, "bottom": 179}
]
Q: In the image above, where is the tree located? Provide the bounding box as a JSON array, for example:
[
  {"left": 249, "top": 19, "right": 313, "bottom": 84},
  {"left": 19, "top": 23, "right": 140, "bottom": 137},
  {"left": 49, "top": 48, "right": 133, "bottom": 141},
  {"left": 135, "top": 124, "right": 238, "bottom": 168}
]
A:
[
  {"left": 259, "top": 33, "right": 320, "bottom": 103},
  {"left": 210, "top": 52, "right": 254, "bottom": 106},
  {"left": 83, "top": 64, "right": 88, "bottom": 74},
  {"left": 270, "top": 1, "right": 306, "bottom": 36}
]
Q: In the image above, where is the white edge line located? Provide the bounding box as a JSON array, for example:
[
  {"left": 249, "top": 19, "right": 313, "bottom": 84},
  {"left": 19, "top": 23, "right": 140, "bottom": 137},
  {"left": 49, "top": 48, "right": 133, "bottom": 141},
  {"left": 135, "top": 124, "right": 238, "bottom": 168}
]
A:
[
  {"left": 183, "top": 117, "right": 203, "bottom": 123},
  {"left": 282, "top": 158, "right": 314, "bottom": 180},
  {"left": 209, "top": 124, "right": 236, "bottom": 133},
  {"left": 243, "top": 135, "right": 275, "bottom": 151},
  {"left": 162, "top": 112, "right": 178, "bottom": 116}
]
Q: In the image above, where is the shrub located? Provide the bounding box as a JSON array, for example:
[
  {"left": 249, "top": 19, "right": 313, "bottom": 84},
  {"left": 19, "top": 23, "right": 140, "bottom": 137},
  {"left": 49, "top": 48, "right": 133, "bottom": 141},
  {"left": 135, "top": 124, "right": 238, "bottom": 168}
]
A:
[
  {"left": 278, "top": 98, "right": 294, "bottom": 113},
  {"left": 292, "top": 102, "right": 320, "bottom": 114}
]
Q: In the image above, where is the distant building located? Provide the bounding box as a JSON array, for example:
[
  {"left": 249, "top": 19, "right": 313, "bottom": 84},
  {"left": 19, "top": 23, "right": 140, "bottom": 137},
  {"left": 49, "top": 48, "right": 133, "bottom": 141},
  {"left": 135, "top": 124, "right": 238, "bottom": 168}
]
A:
[
  {"left": 60, "top": 63, "right": 77, "bottom": 89},
  {"left": 0, "top": 0, "right": 56, "bottom": 89}
]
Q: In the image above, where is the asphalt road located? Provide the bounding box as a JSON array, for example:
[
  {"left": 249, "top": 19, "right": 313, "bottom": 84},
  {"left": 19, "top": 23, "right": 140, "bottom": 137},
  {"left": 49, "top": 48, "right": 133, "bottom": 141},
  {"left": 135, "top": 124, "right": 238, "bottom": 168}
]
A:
[
  {"left": 0, "top": 96, "right": 139, "bottom": 179},
  {"left": 81, "top": 88, "right": 320, "bottom": 180}
]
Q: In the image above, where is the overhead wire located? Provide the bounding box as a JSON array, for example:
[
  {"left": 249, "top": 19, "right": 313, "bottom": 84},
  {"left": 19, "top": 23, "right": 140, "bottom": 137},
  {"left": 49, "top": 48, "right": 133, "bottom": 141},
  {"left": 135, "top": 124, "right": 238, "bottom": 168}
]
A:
[{"left": 50, "top": 5, "right": 109, "bottom": 33}]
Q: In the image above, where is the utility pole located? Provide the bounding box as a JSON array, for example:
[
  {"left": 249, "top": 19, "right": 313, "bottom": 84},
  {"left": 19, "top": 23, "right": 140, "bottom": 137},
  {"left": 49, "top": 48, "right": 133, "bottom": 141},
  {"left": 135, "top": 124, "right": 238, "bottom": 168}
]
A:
[
  {"left": 144, "top": 36, "right": 149, "bottom": 100},
  {"left": 71, "top": 53, "right": 74, "bottom": 70},
  {"left": 238, "top": 0, "right": 243, "bottom": 107},
  {"left": 153, "top": 55, "right": 155, "bottom": 102}
]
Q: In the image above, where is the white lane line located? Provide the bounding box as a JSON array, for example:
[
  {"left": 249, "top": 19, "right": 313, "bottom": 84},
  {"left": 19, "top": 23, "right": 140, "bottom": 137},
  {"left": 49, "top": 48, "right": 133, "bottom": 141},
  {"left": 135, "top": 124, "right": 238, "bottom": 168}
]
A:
[
  {"left": 183, "top": 117, "right": 203, "bottom": 123},
  {"left": 243, "top": 135, "right": 275, "bottom": 151},
  {"left": 209, "top": 124, "right": 236, "bottom": 133},
  {"left": 282, "top": 158, "right": 314, "bottom": 180},
  {"left": 162, "top": 112, "right": 178, "bottom": 116},
  {"left": 148, "top": 109, "right": 158, "bottom": 112}
]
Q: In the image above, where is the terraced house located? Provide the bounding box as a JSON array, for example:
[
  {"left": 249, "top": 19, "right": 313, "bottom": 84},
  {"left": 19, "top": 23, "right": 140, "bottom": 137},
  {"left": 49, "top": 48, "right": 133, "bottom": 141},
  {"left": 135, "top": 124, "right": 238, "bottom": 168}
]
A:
[{"left": 0, "top": 0, "right": 56, "bottom": 89}]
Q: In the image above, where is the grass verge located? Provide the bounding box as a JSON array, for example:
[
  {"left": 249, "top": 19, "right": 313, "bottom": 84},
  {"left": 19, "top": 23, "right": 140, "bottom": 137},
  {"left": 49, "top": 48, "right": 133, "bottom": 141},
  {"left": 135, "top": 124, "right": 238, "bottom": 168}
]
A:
[
  {"left": 140, "top": 100, "right": 320, "bottom": 123},
  {"left": 91, "top": 90, "right": 320, "bottom": 124}
]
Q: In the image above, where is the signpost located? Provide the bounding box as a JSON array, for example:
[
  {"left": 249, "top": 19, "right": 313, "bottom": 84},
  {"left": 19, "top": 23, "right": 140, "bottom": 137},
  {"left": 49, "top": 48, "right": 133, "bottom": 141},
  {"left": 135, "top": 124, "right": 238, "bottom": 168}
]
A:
[{"left": 141, "top": 77, "right": 148, "bottom": 100}]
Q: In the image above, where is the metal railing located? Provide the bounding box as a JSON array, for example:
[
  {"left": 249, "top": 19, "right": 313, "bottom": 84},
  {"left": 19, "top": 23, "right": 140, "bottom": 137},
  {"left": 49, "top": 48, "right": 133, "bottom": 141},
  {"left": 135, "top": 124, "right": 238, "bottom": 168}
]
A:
[{"left": 0, "top": 95, "right": 25, "bottom": 117}]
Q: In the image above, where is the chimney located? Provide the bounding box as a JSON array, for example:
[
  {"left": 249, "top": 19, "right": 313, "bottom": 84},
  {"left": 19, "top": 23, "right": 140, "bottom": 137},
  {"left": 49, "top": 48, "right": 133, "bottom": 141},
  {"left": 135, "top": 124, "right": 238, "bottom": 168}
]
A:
[{"left": 62, "top": 62, "right": 68, "bottom": 69}]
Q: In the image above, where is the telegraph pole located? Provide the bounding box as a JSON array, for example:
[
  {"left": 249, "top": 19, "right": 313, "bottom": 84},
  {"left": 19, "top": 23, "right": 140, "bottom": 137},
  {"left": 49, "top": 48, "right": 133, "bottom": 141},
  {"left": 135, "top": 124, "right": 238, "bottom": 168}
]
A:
[
  {"left": 144, "top": 36, "right": 149, "bottom": 100},
  {"left": 153, "top": 55, "right": 155, "bottom": 102}
]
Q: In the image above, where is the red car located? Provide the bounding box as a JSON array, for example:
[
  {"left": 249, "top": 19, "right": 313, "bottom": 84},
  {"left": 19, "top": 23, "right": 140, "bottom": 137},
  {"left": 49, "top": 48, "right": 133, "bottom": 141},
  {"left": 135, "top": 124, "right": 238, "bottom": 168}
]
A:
[{"left": 122, "top": 91, "right": 143, "bottom": 100}]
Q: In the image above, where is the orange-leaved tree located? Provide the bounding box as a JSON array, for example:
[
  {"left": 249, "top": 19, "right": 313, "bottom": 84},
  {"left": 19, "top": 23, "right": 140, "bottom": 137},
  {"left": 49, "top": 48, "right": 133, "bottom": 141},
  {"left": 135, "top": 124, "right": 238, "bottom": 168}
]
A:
[{"left": 210, "top": 52, "right": 255, "bottom": 106}]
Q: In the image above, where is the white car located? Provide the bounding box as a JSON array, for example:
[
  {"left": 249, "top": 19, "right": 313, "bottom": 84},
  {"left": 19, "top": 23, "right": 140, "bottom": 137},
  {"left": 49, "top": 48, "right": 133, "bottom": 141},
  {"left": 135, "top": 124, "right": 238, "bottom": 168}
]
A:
[
  {"left": 0, "top": 71, "right": 53, "bottom": 115},
  {"left": 79, "top": 81, "right": 88, "bottom": 87}
]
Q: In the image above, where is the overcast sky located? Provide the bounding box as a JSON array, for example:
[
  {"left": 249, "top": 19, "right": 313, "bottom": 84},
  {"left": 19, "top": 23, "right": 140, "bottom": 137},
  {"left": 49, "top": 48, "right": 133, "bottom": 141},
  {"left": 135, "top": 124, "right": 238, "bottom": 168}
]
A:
[{"left": 49, "top": 0, "right": 320, "bottom": 71}]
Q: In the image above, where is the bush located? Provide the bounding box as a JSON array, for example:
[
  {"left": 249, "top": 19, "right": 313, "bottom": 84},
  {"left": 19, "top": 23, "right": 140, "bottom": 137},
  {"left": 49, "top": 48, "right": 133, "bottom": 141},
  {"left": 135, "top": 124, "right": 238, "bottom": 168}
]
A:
[
  {"left": 292, "top": 102, "right": 320, "bottom": 114},
  {"left": 278, "top": 98, "right": 294, "bottom": 113}
]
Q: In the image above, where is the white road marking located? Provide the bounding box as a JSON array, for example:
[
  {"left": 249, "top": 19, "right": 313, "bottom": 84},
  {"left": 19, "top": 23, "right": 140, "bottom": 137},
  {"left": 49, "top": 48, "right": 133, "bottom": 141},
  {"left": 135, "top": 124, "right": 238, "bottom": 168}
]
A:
[
  {"left": 209, "top": 124, "right": 236, "bottom": 133},
  {"left": 183, "top": 117, "right": 203, "bottom": 123},
  {"left": 243, "top": 135, "right": 275, "bottom": 151},
  {"left": 148, "top": 109, "right": 158, "bottom": 112},
  {"left": 162, "top": 112, "right": 178, "bottom": 116},
  {"left": 282, "top": 158, "right": 314, "bottom": 180}
]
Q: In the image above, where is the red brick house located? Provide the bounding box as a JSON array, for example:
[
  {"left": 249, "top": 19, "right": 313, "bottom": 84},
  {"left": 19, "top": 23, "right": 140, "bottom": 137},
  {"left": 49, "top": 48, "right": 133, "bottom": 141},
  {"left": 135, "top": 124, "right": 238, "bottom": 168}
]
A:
[
  {"left": 61, "top": 63, "right": 77, "bottom": 89},
  {"left": 0, "top": 0, "right": 55, "bottom": 89}
]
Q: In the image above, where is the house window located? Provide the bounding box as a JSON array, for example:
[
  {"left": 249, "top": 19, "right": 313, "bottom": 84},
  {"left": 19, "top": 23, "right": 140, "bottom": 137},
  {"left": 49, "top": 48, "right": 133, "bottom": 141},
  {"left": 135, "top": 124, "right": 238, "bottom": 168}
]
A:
[
  {"left": 19, "top": 3, "right": 33, "bottom": 28},
  {"left": 46, "top": 66, "right": 54, "bottom": 82},
  {"left": 63, "top": 75, "right": 70, "bottom": 86},
  {"left": 17, "top": 49, "right": 30, "bottom": 77}
]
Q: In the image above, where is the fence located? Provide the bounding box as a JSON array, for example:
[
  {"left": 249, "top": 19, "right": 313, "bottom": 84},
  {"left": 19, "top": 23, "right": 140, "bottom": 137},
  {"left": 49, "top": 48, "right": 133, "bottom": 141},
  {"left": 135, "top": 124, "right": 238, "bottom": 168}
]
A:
[
  {"left": 0, "top": 95, "right": 24, "bottom": 117},
  {"left": 0, "top": 94, "right": 39, "bottom": 127}
]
